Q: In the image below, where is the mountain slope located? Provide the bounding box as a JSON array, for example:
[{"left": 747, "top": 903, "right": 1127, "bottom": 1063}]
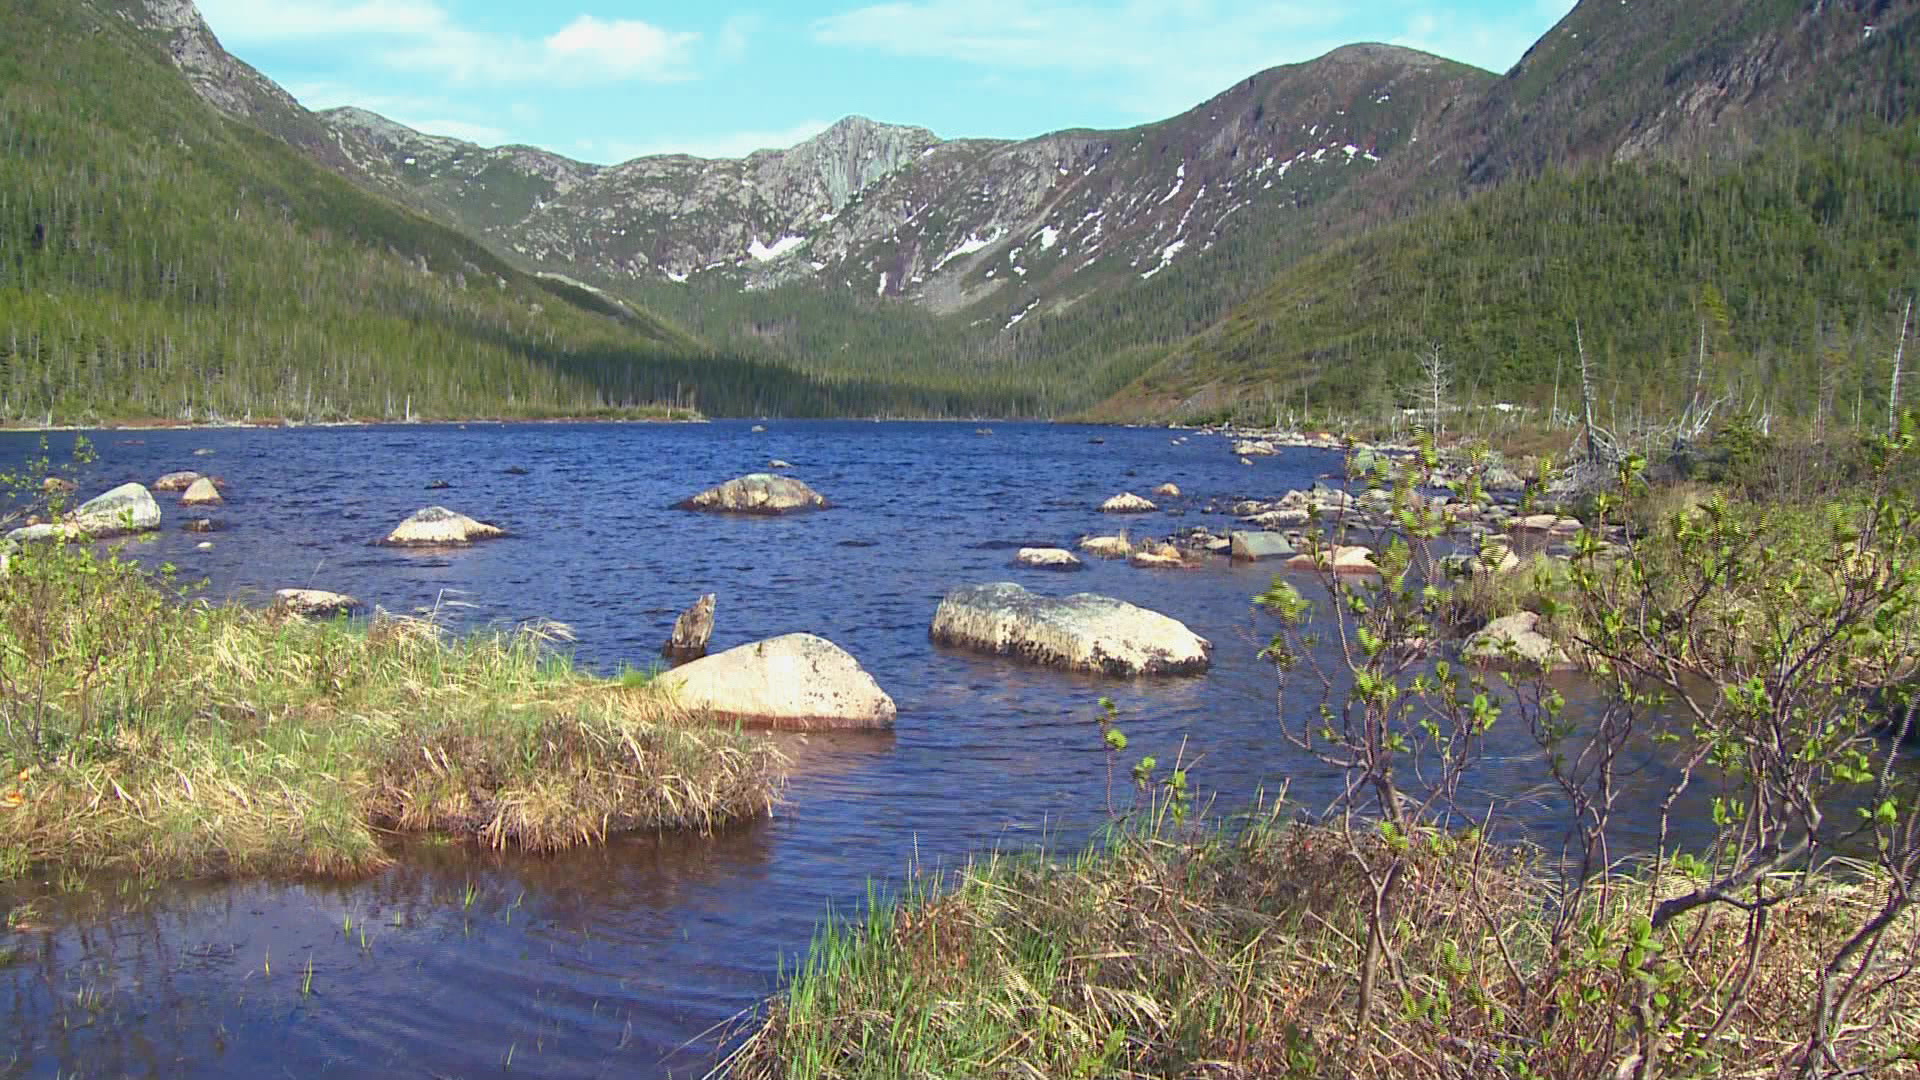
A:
[
  {"left": 1090, "top": 0, "right": 1920, "bottom": 422},
  {"left": 2, "top": 0, "right": 1042, "bottom": 422}
]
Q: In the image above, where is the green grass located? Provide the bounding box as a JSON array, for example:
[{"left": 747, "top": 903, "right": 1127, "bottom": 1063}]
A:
[
  {"left": 720, "top": 813, "right": 1920, "bottom": 1079},
  {"left": 0, "top": 541, "right": 783, "bottom": 880}
]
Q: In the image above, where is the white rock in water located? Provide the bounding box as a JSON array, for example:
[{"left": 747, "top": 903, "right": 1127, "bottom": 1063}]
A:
[
  {"left": 930, "top": 583, "right": 1211, "bottom": 676},
  {"left": 679, "top": 474, "right": 828, "bottom": 515},
  {"left": 1078, "top": 535, "right": 1133, "bottom": 559},
  {"left": 1464, "top": 611, "right": 1572, "bottom": 671},
  {"left": 1100, "top": 492, "right": 1157, "bottom": 514},
  {"left": 382, "top": 506, "right": 505, "bottom": 546},
  {"left": 181, "top": 477, "right": 223, "bottom": 506},
  {"left": 274, "top": 589, "right": 361, "bottom": 617},
  {"left": 653, "top": 633, "right": 895, "bottom": 731},
  {"left": 69, "top": 483, "right": 162, "bottom": 538},
  {"left": 1015, "top": 547, "right": 1084, "bottom": 570}
]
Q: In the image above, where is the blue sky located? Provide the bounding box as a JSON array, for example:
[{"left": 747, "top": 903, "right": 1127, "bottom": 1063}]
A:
[{"left": 196, "top": 0, "right": 1577, "bottom": 164}]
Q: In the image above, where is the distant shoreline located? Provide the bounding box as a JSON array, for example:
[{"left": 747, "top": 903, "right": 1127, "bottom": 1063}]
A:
[{"left": 0, "top": 413, "right": 708, "bottom": 434}]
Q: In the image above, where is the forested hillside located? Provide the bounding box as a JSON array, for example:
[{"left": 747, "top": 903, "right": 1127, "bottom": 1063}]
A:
[
  {"left": 0, "top": 0, "right": 1058, "bottom": 423},
  {"left": 1093, "top": 122, "right": 1920, "bottom": 425}
]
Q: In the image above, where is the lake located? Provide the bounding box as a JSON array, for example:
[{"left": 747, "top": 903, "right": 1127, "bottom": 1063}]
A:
[{"left": 0, "top": 420, "right": 1626, "bottom": 1077}]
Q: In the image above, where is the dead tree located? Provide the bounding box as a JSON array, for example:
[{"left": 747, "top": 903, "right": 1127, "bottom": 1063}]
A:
[{"left": 1892, "top": 297, "right": 1912, "bottom": 437}]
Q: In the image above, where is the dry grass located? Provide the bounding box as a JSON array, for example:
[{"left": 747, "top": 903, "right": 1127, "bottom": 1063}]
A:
[
  {"left": 720, "top": 813, "right": 1920, "bottom": 1079},
  {"left": 0, "top": 543, "right": 783, "bottom": 880}
]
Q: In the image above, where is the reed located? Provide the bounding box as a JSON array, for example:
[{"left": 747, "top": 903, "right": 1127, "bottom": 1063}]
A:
[{"left": 0, "top": 540, "right": 783, "bottom": 880}]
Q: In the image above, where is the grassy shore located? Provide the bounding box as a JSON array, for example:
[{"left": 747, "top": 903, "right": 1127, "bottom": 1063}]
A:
[
  {"left": 0, "top": 542, "right": 781, "bottom": 881},
  {"left": 720, "top": 813, "right": 1920, "bottom": 1079}
]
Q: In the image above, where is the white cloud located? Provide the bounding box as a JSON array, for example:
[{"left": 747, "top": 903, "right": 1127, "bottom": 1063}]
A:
[
  {"left": 813, "top": 0, "right": 1575, "bottom": 115},
  {"left": 578, "top": 119, "right": 833, "bottom": 164},
  {"left": 196, "top": 0, "right": 449, "bottom": 42},
  {"left": 718, "top": 13, "right": 764, "bottom": 62},
  {"left": 199, "top": 2, "right": 699, "bottom": 86}
]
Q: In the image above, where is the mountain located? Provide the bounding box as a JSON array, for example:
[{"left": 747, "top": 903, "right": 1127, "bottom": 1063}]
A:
[
  {"left": 1, "top": 0, "right": 966, "bottom": 424},
  {"left": 299, "top": 46, "right": 1490, "bottom": 322},
  {"left": 24, "top": 0, "right": 1919, "bottom": 425},
  {"left": 1088, "top": 0, "right": 1920, "bottom": 422}
]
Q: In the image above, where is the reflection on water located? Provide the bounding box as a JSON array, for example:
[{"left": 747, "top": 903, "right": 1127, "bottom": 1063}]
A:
[{"left": 0, "top": 421, "right": 1882, "bottom": 1077}]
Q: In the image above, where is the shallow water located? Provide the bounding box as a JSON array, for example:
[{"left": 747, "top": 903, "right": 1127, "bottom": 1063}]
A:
[{"left": 0, "top": 421, "right": 1688, "bottom": 1076}]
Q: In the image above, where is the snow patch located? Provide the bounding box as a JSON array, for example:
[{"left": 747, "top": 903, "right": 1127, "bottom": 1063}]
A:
[
  {"left": 748, "top": 235, "right": 808, "bottom": 262},
  {"left": 1037, "top": 226, "right": 1061, "bottom": 250},
  {"left": 1140, "top": 239, "right": 1187, "bottom": 281},
  {"left": 877, "top": 271, "right": 889, "bottom": 296},
  {"left": 1158, "top": 161, "right": 1187, "bottom": 205},
  {"left": 665, "top": 270, "right": 689, "bottom": 284},
  {"left": 933, "top": 230, "right": 1001, "bottom": 271}
]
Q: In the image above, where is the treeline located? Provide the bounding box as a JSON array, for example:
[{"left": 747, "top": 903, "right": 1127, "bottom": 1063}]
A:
[
  {"left": 0, "top": 0, "right": 1037, "bottom": 424},
  {"left": 1094, "top": 121, "right": 1920, "bottom": 425}
]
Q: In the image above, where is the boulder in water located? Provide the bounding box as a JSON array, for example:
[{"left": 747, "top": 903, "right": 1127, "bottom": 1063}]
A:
[
  {"left": 652, "top": 633, "right": 895, "bottom": 730},
  {"left": 1230, "top": 531, "right": 1296, "bottom": 562},
  {"left": 665, "top": 594, "right": 717, "bottom": 660},
  {"left": 1153, "top": 483, "right": 1181, "bottom": 498},
  {"left": 1285, "top": 546, "right": 1380, "bottom": 575},
  {"left": 66, "top": 483, "right": 163, "bottom": 538},
  {"left": 154, "top": 471, "right": 202, "bottom": 492},
  {"left": 181, "top": 477, "right": 223, "bottom": 506},
  {"left": 1015, "top": 548, "right": 1084, "bottom": 570},
  {"left": 1463, "top": 611, "right": 1571, "bottom": 671},
  {"left": 381, "top": 506, "right": 505, "bottom": 546},
  {"left": 1100, "top": 492, "right": 1157, "bottom": 514},
  {"left": 930, "top": 583, "right": 1211, "bottom": 676},
  {"left": 274, "top": 589, "right": 362, "bottom": 618},
  {"left": 679, "top": 474, "right": 829, "bottom": 515},
  {"left": 1078, "top": 535, "right": 1133, "bottom": 559}
]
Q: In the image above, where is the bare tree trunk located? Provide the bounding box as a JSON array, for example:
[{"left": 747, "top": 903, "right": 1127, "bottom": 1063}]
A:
[{"left": 1892, "top": 297, "right": 1912, "bottom": 437}]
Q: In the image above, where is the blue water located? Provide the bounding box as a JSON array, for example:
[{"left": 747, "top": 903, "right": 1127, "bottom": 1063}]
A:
[{"left": 0, "top": 421, "right": 1621, "bottom": 1078}]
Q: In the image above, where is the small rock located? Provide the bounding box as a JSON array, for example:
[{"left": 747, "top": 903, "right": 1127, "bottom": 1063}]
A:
[
  {"left": 1153, "top": 483, "right": 1181, "bottom": 498},
  {"left": 196, "top": 541, "right": 213, "bottom": 551},
  {"left": 154, "top": 471, "right": 202, "bottom": 492},
  {"left": 181, "top": 477, "right": 223, "bottom": 506},
  {"left": 426, "top": 480, "right": 452, "bottom": 490},
  {"left": 1128, "top": 544, "right": 1186, "bottom": 569},
  {"left": 1233, "top": 440, "right": 1277, "bottom": 457},
  {"left": 1100, "top": 493, "right": 1157, "bottom": 514},
  {"left": 183, "top": 518, "right": 217, "bottom": 533},
  {"left": 1015, "top": 547, "right": 1085, "bottom": 570},
  {"left": 768, "top": 459, "right": 794, "bottom": 470},
  {"left": 679, "top": 474, "right": 829, "bottom": 515},
  {"left": 1285, "top": 546, "right": 1380, "bottom": 575},
  {"left": 665, "top": 593, "right": 717, "bottom": 660},
  {"left": 1240, "top": 457, "right": 1254, "bottom": 466},
  {"left": 42, "top": 476, "right": 78, "bottom": 494},
  {"left": 192, "top": 448, "right": 214, "bottom": 457},
  {"left": 273, "top": 589, "right": 361, "bottom": 618},
  {"left": 382, "top": 506, "right": 505, "bottom": 546},
  {"left": 503, "top": 466, "right": 530, "bottom": 476},
  {"left": 751, "top": 424, "right": 767, "bottom": 433}
]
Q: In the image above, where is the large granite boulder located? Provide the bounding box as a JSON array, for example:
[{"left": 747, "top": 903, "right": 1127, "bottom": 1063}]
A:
[
  {"left": 382, "top": 506, "right": 505, "bottom": 546},
  {"left": 930, "top": 583, "right": 1211, "bottom": 676},
  {"left": 665, "top": 594, "right": 717, "bottom": 659},
  {"left": 679, "top": 474, "right": 828, "bottom": 515},
  {"left": 68, "top": 483, "right": 162, "bottom": 538},
  {"left": 273, "top": 589, "right": 362, "bottom": 618},
  {"left": 1463, "top": 612, "right": 1572, "bottom": 671},
  {"left": 652, "top": 633, "right": 895, "bottom": 730}
]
